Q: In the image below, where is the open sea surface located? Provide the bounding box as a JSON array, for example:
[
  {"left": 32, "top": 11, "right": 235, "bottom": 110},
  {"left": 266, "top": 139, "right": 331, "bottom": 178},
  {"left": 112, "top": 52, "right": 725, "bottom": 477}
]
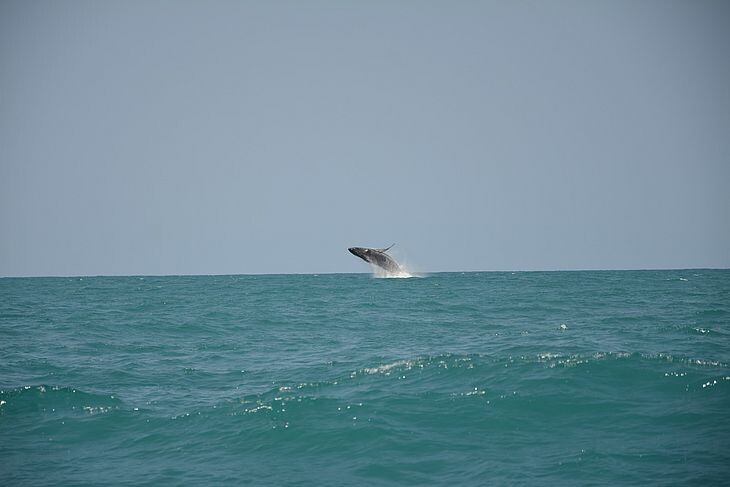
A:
[{"left": 1, "top": 270, "right": 729, "bottom": 485}]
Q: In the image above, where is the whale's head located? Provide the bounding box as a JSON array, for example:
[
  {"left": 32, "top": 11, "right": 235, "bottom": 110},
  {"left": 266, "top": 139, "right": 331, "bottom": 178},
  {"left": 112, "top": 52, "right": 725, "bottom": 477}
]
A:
[{"left": 348, "top": 247, "right": 373, "bottom": 263}]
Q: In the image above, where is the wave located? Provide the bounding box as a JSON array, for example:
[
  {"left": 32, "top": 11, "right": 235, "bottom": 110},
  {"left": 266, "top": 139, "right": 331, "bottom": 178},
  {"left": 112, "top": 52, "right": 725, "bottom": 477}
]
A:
[
  {"left": 4, "top": 350, "right": 729, "bottom": 486},
  {"left": 3, "top": 350, "right": 726, "bottom": 421},
  {"left": 0, "top": 385, "right": 122, "bottom": 417},
  {"left": 204, "top": 351, "right": 730, "bottom": 423}
]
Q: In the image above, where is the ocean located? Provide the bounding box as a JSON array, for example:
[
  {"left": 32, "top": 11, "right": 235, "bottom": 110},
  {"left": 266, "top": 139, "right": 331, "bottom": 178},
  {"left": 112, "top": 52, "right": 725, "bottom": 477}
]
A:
[{"left": 1, "top": 270, "right": 729, "bottom": 485}]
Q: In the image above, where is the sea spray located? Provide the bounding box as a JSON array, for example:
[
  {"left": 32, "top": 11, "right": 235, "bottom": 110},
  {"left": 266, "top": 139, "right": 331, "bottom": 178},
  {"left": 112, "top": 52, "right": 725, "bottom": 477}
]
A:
[{"left": 370, "top": 263, "right": 415, "bottom": 278}]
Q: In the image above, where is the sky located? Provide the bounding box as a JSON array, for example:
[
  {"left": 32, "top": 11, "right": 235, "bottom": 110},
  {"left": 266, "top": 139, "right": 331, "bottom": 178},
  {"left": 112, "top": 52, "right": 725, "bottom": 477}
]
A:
[{"left": 1, "top": 0, "right": 729, "bottom": 276}]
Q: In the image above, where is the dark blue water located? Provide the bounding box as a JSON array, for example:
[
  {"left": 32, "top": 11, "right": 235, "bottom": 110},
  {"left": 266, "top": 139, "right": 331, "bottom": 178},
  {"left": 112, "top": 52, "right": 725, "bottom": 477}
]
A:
[{"left": 2, "top": 270, "right": 729, "bottom": 485}]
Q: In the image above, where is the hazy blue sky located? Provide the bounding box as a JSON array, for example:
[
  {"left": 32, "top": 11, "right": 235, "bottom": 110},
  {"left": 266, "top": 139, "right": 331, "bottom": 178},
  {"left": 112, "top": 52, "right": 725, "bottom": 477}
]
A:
[{"left": 2, "top": 0, "right": 729, "bottom": 276}]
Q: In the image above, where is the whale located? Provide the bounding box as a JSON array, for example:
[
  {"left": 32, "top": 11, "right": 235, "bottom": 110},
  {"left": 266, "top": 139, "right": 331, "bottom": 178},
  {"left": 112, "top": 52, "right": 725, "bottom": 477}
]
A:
[{"left": 348, "top": 244, "right": 403, "bottom": 274}]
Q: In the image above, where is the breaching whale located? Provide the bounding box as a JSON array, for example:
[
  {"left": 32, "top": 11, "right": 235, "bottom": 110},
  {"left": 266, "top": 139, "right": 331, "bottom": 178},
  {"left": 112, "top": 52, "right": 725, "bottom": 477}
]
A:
[{"left": 348, "top": 244, "right": 403, "bottom": 274}]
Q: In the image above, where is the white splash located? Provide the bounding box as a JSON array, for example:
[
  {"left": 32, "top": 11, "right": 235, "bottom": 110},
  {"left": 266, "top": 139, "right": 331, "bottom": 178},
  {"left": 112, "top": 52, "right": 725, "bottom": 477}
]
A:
[
  {"left": 361, "top": 359, "right": 414, "bottom": 375},
  {"left": 371, "top": 264, "right": 415, "bottom": 278},
  {"left": 369, "top": 258, "right": 425, "bottom": 278}
]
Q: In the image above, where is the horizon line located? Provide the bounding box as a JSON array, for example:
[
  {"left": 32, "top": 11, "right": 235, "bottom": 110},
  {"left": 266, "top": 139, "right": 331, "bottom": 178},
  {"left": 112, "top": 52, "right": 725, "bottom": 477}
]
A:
[{"left": 1, "top": 267, "right": 728, "bottom": 279}]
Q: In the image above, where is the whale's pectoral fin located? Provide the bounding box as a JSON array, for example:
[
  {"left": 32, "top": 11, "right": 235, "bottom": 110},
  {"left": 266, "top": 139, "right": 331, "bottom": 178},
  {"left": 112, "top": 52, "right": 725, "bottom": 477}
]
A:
[{"left": 377, "top": 244, "right": 395, "bottom": 253}]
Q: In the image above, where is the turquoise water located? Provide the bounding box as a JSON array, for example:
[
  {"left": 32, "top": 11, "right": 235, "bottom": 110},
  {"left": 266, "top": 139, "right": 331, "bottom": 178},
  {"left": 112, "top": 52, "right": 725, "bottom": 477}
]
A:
[{"left": 2, "top": 270, "right": 729, "bottom": 485}]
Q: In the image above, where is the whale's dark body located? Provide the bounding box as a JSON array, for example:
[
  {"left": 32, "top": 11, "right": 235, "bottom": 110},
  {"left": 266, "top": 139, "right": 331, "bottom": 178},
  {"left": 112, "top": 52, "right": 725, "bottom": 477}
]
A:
[{"left": 348, "top": 245, "right": 402, "bottom": 274}]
